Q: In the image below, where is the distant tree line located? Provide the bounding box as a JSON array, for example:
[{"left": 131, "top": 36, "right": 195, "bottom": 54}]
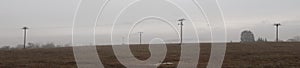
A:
[
  {"left": 241, "top": 30, "right": 300, "bottom": 43},
  {"left": 0, "top": 43, "right": 71, "bottom": 50},
  {"left": 240, "top": 30, "right": 268, "bottom": 43}
]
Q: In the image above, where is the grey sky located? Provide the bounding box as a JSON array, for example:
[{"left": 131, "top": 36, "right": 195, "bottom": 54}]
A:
[{"left": 0, "top": 0, "right": 299, "bottom": 46}]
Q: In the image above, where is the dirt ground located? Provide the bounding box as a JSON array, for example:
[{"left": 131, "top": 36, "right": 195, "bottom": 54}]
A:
[{"left": 1, "top": 42, "right": 300, "bottom": 68}]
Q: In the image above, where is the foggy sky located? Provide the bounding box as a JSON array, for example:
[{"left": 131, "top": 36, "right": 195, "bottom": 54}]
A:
[{"left": 0, "top": 0, "right": 300, "bottom": 46}]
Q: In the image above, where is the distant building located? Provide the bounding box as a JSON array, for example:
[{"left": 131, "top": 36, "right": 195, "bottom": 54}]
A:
[
  {"left": 287, "top": 36, "right": 300, "bottom": 42},
  {"left": 240, "top": 30, "right": 255, "bottom": 43}
]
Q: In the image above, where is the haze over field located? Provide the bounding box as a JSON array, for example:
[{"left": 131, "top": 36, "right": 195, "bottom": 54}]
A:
[{"left": 0, "top": 0, "right": 300, "bottom": 46}]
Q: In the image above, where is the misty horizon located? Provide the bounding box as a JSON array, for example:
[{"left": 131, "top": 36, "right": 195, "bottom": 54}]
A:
[{"left": 1, "top": 0, "right": 300, "bottom": 46}]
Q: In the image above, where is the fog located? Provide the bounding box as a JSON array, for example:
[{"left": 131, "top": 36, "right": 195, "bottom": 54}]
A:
[{"left": 0, "top": 0, "right": 299, "bottom": 46}]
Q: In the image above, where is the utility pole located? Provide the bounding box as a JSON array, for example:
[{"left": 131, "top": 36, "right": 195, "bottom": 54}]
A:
[
  {"left": 138, "top": 32, "right": 143, "bottom": 45},
  {"left": 274, "top": 23, "right": 281, "bottom": 42},
  {"left": 122, "top": 36, "right": 125, "bottom": 45},
  {"left": 178, "top": 18, "right": 185, "bottom": 44},
  {"left": 22, "top": 26, "right": 29, "bottom": 49}
]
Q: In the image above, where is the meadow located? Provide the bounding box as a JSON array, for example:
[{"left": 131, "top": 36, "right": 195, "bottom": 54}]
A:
[{"left": 1, "top": 42, "right": 300, "bottom": 68}]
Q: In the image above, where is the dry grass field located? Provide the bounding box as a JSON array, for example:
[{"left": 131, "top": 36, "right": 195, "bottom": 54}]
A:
[{"left": 1, "top": 42, "right": 300, "bottom": 68}]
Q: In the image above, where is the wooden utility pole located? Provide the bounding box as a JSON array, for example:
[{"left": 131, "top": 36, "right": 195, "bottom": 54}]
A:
[
  {"left": 274, "top": 23, "right": 281, "bottom": 42},
  {"left": 178, "top": 18, "right": 185, "bottom": 44},
  {"left": 138, "top": 32, "right": 143, "bottom": 45},
  {"left": 22, "top": 27, "right": 29, "bottom": 49}
]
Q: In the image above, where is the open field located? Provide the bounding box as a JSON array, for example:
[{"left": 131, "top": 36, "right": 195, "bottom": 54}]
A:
[{"left": 1, "top": 42, "right": 300, "bottom": 68}]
